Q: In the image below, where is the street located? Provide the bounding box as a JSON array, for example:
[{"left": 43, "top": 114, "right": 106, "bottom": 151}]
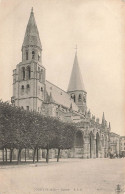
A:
[{"left": 0, "top": 158, "right": 125, "bottom": 194}]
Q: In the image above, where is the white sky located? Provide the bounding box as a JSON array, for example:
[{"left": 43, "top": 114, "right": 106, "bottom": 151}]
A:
[{"left": 0, "top": 0, "right": 125, "bottom": 135}]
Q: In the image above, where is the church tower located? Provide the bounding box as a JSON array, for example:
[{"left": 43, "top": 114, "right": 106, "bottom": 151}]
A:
[
  {"left": 67, "top": 52, "right": 87, "bottom": 114},
  {"left": 12, "top": 8, "right": 45, "bottom": 112}
]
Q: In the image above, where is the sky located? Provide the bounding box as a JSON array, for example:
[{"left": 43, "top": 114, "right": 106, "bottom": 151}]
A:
[{"left": 0, "top": 0, "right": 125, "bottom": 135}]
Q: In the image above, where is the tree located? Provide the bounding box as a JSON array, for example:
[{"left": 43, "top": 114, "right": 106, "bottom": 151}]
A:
[{"left": 0, "top": 100, "right": 77, "bottom": 164}]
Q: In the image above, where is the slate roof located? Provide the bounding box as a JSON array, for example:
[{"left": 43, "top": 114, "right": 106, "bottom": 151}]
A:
[
  {"left": 46, "top": 80, "right": 79, "bottom": 112},
  {"left": 67, "top": 52, "right": 85, "bottom": 92},
  {"left": 22, "top": 8, "right": 42, "bottom": 49}
]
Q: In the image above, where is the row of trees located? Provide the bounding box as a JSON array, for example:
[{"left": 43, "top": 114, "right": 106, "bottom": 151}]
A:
[{"left": 0, "top": 101, "right": 77, "bottom": 164}]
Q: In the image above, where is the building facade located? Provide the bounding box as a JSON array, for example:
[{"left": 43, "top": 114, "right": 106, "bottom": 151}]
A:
[
  {"left": 109, "top": 132, "right": 120, "bottom": 157},
  {"left": 120, "top": 136, "right": 125, "bottom": 157},
  {"left": 11, "top": 8, "right": 120, "bottom": 159}
]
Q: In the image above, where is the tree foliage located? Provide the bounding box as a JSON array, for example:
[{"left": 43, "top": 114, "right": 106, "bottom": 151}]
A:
[{"left": 0, "top": 101, "right": 77, "bottom": 162}]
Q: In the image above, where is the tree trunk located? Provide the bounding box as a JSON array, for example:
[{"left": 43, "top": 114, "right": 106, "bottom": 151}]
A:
[
  {"left": 2, "top": 148, "right": 4, "bottom": 163},
  {"left": 20, "top": 150, "right": 22, "bottom": 161},
  {"left": 25, "top": 148, "right": 26, "bottom": 162},
  {"left": 5, "top": 148, "right": 7, "bottom": 162},
  {"left": 37, "top": 148, "right": 39, "bottom": 162},
  {"left": 33, "top": 148, "right": 37, "bottom": 163},
  {"left": 10, "top": 149, "right": 13, "bottom": 163},
  {"left": 17, "top": 149, "right": 22, "bottom": 164},
  {"left": 46, "top": 148, "right": 49, "bottom": 163},
  {"left": 57, "top": 148, "right": 60, "bottom": 162}
]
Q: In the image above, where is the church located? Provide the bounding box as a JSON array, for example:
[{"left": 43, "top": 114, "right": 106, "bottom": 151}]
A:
[{"left": 11, "top": 8, "right": 119, "bottom": 159}]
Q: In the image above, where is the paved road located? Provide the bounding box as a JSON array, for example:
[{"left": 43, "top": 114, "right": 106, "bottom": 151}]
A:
[{"left": 0, "top": 158, "right": 125, "bottom": 194}]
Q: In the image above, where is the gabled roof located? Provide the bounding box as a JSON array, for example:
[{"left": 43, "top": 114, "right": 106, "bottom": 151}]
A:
[
  {"left": 110, "top": 132, "right": 120, "bottom": 137},
  {"left": 46, "top": 80, "right": 79, "bottom": 112},
  {"left": 67, "top": 52, "right": 85, "bottom": 92},
  {"left": 22, "top": 8, "right": 42, "bottom": 49}
]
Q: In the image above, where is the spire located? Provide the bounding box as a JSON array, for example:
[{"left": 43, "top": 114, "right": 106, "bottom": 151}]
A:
[
  {"left": 109, "top": 122, "right": 111, "bottom": 130},
  {"left": 67, "top": 52, "right": 85, "bottom": 92},
  {"left": 102, "top": 112, "right": 105, "bottom": 126},
  {"left": 105, "top": 120, "right": 107, "bottom": 127},
  {"left": 22, "top": 8, "right": 42, "bottom": 49},
  {"left": 88, "top": 109, "right": 91, "bottom": 118}
]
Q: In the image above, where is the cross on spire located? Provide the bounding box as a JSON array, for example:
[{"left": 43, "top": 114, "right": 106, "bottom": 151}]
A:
[{"left": 31, "top": 7, "right": 33, "bottom": 13}]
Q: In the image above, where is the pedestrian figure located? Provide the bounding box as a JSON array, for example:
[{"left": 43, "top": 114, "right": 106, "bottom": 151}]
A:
[{"left": 116, "top": 184, "right": 121, "bottom": 193}]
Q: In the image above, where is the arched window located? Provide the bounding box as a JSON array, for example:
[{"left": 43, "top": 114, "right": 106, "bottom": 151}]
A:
[
  {"left": 32, "top": 51, "right": 35, "bottom": 59},
  {"left": 75, "top": 131, "right": 83, "bottom": 147},
  {"left": 26, "top": 51, "right": 28, "bottom": 60},
  {"left": 78, "top": 94, "right": 82, "bottom": 101},
  {"left": 26, "top": 66, "right": 31, "bottom": 79},
  {"left": 74, "top": 95, "right": 76, "bottom": 102},
  {"left": 71, "top": 94, "right": 75, "bottom": 102},
  {"left": 83, "top": 94, "right": 86, "bottom": 103},
  {"left": 26, "top": 106, "right": 29, "bottom": 111},
  {"left": 21, "top": 85, "right": 24, "bottom": 90},
  {"left": 96, "top": 132, "right": 100, "bottom": 158},
  {"left": 90, "top": 132, "right": 94, "bottom": 158},
  {"left": 41, "top": 87, "right": 43, "bottom": 92},
  {"left": 38, "top": 54, "right": 40, "bottom": 61},
  {"left": 102, "top": 136, "right": 104, "bottom": 147},
  {"left": 22, "top": 67, "right": 25, "bottom": 80},
  {"left": 27, "top": 84, "right": 30, "bottom": 89}
]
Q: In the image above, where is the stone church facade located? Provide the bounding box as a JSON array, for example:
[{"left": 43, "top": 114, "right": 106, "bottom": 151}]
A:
[{"left": 11, "top": 8, "right": 117, "bottom": 159}]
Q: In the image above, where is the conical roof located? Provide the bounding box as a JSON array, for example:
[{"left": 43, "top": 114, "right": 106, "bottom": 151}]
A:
[
  {"left": 67, "top": 52, "right": 85, "bottom": 92},
  {"left": 22, "top": 8, "right": 42, "bottom": 49}
]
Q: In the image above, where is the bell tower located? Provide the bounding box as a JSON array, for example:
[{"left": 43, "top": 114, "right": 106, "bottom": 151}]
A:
[
  {"left": 22, "top": 8, "right": 42, "bottom": 64},
  {"left": 12, "top": 8, "right": 46, "bottom": 112},
  {"left": 67, "top": 51, "right": 87, "bottom": 114}
]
